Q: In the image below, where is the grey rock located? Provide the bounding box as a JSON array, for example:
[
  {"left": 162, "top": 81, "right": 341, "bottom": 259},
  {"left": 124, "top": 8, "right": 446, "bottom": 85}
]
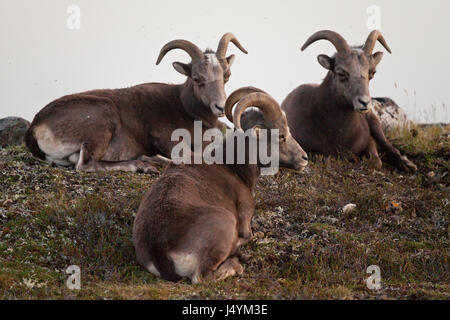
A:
[
  {"left": 0, "top": 117, "right": 30, "bottom": 147},
  {"left": 372, "top": 97, "right": 412, "bottom": 132}
]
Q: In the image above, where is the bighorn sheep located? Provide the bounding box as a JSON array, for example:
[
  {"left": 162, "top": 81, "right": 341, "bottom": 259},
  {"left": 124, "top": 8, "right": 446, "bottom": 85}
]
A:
[
  {"left": 132, "top": 87, "right": 308, "bottom": 283},
  {"left": 25, "top": 33, "right": 247, "bottom": 173},
  {"left": 282, "top": 30, "right": 417, "bottom": 172}
]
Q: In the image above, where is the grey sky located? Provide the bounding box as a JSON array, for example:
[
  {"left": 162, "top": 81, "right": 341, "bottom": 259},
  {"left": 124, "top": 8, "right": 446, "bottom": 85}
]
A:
[{"left": 1, "top": 0, "right": 449, "bottom": 123}]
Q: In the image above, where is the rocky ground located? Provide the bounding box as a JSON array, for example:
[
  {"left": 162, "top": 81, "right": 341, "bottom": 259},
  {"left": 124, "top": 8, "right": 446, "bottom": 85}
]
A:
[{"left": 0, "top": 125, "right": 448, "bottom": 300}]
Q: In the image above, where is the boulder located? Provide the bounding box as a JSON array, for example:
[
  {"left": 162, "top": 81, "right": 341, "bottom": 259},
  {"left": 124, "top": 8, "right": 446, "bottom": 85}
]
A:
[
  {"left": 372, "top": 97, "right": 412, "bottom": 132},
  {"left": 0, "top": 117, "right": 31, "bottom": 147}
]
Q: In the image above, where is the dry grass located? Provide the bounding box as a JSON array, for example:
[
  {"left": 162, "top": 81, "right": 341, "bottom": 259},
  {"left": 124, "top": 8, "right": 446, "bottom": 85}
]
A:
[{"left": 0, "top": 125, "right": 448, "bottom": 300}]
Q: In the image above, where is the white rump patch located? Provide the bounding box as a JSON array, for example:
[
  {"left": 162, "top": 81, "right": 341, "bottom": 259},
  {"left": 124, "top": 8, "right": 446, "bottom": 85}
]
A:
[
  {"left": 169, "top": 252, "right": 199, "bottom": 279},
  {"left": 34, "top": 125, "right": 79, "bottom": 163}
]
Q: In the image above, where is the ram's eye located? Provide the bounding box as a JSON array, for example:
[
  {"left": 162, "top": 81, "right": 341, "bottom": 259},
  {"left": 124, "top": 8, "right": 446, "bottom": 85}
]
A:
[
  {"left": 192, "top": 76, "right": 205, "bottom": 86},
  {"left": 336, "top": 71, "right": 349, "bottom": 82},
  {"left": 369, "top": 70, "right": 376, "bottom": 80}
]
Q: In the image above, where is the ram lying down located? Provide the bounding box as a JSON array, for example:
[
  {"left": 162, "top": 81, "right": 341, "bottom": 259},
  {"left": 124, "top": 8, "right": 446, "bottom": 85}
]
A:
[{"left": 132, "top": 87, "right": 309, "bottom": 283}]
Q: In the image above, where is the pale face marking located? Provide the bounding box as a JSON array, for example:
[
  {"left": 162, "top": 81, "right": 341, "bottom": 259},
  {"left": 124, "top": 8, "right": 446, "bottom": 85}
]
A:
[{"left": 205, "top": 53, "right": 220, "bottom": 67}]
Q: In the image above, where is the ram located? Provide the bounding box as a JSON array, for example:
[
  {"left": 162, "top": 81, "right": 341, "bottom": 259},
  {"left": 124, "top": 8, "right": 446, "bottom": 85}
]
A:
[
  {"left": 25, "top": 33, "right": 247, "bottom": 173},
  {"left": 282, "top": 30, "right": 416, "bottom": 172},
  {"left": 132, "top": 87, "right": 308, "bottom": 283}
]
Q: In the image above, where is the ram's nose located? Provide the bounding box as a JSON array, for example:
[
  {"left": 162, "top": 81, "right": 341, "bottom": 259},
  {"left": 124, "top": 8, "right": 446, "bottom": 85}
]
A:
[
  {"left": 301, "top": 154, "right": 309, "bottom": 164},
  {"left": 211, "top": 103, "right": 225, "bottom": 116},
  {"left": 353, "top": 96, "right": 372, "bottom": 114}
]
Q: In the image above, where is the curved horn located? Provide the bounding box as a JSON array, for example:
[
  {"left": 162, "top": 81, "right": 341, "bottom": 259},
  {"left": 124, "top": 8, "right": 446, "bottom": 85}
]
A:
[
  {"left": 301, "top": 30, "right": 351, "bottom": 53},
  {"left": 225, "top": 87, "right": 267, "bottom": 123},
  {"left": 216, "top": 33, "right": 248, "bottom": 58},
  {"left": 156, "top": 40, "right": 204, "bottom": 65},
  {"left": 233, "top": 92, "right": 282, "bottom": 130},
  {"left": 363, "top": 30, "right": 392, "bottom": 55}
]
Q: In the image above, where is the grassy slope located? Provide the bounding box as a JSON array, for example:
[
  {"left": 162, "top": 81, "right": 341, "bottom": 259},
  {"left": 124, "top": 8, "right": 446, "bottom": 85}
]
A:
[{"left": 0, "top": 125, "right": 448, "bottom": 300}]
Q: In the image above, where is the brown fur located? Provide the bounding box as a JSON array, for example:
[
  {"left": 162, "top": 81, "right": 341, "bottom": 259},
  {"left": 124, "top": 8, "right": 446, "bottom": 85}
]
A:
[
  {"left": 25, "top": 35, "right": 244, "bottom": 173},
  {"left": 282, "top": 31, "right": 417, "bottom": 172},
  {"left": 132, "top": 90, "right": 308, "bottom": 283},
  {"left": 24, "top": 126, "right": 45, "bottom": 160}
]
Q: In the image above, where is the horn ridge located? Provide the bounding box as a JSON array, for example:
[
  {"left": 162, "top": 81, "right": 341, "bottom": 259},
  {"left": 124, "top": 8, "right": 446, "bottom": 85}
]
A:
[
  {"left": 363, "top": 30, "right": 392, "bottom": 55},
  {"left": 217, "top": 33, "right": 248, "bottom": 58},
  {"left": 156, "top": 39, "right": 204, "bottom": 65},
  {"left": 225, "top": 87, "right": 267, "bottom": 123},
  {"left": 301, "top": 30, "right": 351, "bottom": 53},
  {"left": 232, "top": 92, "right": 282, "bottom": 130}
]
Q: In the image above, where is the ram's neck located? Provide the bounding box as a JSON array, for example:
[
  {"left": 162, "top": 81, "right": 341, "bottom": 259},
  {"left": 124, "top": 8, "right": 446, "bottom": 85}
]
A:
[
  {"left": 219, "top": 135, "right": 261, "bottom": 190},
  {"left": 180, "top": 80, "right": 218, "bottom": 129}
]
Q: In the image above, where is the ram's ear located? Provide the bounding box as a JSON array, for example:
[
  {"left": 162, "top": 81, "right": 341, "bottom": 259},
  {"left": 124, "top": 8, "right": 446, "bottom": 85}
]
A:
[
  {"left": 372, "top": 51, "right": 384, "bottom": 66},
  {"left": 317, "top": 54, "right": 334, "bottom": 70},
  {"left": 172, "top": 62, "right": 191, "bottom": 77},
  {"left": 226, "top": 54, "right": 236, "bottom": 67}
]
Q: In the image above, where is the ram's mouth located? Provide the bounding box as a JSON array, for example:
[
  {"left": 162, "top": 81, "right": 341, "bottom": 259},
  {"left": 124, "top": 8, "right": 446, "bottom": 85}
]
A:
[
  {"left": 284, "top": 165, "right": 307, "bottom": 174},
  {"left": 211, "top": 105, "right": 225, "bottom": 117},
  {"left": 354, "top": 99, "right": 372, "bottom": 114},
  {"left": 358, "top": 108, "right": 370, "bottom": 114}
]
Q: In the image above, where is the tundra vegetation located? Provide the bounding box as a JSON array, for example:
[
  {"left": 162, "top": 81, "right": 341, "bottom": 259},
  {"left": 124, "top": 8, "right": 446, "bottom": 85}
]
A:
[{"left": 0, "top": 123, "right": 448, "bottom": 299}]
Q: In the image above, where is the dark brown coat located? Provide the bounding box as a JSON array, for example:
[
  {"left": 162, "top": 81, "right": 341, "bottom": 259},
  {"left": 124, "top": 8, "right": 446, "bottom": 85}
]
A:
[
  {"left": 132, "top": 89, "right": 308, "bottom": 283},
  {"left": 282, "top": 30, "right": 416, "bottom": 172},
  {"left": 25, "top": 33, "right": 248, "bottom": 173}
]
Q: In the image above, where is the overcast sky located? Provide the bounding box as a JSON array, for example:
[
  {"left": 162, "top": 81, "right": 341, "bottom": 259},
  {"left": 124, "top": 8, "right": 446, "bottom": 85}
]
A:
[{"left": 1, "top": 0, "right": 449, "bottom": 123}]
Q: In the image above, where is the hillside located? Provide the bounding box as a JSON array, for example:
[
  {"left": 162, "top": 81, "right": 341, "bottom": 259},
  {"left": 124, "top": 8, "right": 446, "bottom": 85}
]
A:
[{"left": 0, "top": 125, "right": 448, "bottom": 299}]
